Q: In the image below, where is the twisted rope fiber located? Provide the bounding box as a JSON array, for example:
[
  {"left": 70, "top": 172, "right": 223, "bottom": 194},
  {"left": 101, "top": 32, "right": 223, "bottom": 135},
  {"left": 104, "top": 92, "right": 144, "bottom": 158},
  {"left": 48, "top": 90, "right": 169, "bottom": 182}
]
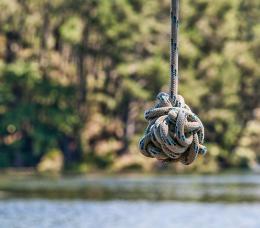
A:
[{"left": 139, "top": 0, "right": 207, "bottom": 165}]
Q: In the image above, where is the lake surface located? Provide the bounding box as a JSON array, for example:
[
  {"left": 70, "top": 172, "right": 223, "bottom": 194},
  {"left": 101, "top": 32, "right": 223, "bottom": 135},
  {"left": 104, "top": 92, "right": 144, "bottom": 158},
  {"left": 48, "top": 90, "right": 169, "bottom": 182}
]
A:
[
  {"left": 1, "top": 174, "right": 260, "bottom": 227},
  {"left": 0, "top": 200, "right": 260, "bottom": 228},
  {"left": 1, "top": 173, "right": 260, "bottom": 202}
]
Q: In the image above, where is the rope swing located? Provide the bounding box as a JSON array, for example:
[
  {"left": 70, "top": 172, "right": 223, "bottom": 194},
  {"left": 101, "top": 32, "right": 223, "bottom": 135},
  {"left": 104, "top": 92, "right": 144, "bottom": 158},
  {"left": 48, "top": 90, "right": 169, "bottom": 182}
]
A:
[{"left": 139, "top": 0, "right": 207, "bottom": 165}]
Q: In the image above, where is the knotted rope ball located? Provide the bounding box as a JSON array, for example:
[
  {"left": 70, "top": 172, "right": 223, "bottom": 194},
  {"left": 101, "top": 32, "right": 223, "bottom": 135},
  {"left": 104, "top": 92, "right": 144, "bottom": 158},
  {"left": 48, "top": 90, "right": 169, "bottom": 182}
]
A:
[{"left": 139, "top": 92, "right": 207, "bottom": 165}]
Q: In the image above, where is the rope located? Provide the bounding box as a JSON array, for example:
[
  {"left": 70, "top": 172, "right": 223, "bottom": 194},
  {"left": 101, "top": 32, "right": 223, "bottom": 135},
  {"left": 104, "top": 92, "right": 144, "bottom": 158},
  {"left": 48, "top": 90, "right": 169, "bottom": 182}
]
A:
[
  {"left": 139, "top": 0, "right": 207, "bottom": 165},
  {"left": 170, "top": 0, "right": 179, "bottom": 99}
]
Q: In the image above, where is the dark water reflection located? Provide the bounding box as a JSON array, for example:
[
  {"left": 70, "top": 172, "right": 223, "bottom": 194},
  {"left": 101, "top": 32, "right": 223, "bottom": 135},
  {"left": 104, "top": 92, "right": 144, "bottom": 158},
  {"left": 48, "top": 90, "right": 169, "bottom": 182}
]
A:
[{"left": 1, "top": 174, "right": 260, "bottom": 202}]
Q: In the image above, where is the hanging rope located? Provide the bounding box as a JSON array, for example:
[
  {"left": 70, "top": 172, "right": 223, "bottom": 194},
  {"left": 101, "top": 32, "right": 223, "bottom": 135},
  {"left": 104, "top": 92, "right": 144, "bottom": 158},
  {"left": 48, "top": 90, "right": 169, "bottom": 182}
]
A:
[
  {"left": 139, "top": 0, "right": 207, "bottom": 165},
  {"left": 170, "top": 0, "right": 179, "bottom": 100}
]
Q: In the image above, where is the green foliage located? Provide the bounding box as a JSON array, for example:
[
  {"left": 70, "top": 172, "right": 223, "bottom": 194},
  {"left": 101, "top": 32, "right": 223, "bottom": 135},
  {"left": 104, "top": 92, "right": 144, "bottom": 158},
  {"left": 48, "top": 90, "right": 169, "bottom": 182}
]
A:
[
  {"left": 0, "top": 0, "right": 259, "bottom": 172},
  {"left": 0, "top": 62, "right": 79, "bottom": 167},
  {"left": 60, "top": 17, "right": 83, "bottom": 44}
]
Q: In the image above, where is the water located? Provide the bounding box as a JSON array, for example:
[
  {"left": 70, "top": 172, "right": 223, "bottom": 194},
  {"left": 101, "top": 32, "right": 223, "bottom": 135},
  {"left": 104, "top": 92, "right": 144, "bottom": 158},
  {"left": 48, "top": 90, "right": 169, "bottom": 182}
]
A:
[
  {"left": 1, "top": 174, "right": 260, "bottom": 227},
  {"left": 2, "top": 174, "right": 260, "bottom": 201},
  {"left": 0, "top": 200, "right": 259, "bottom": 228}
]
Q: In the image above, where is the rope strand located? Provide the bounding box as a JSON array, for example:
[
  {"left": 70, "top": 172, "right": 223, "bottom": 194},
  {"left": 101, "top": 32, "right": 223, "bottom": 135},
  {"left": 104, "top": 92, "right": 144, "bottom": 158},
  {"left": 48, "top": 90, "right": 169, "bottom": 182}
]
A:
[{"left": 170, "top": 0, "right": 179, "bottom": 100}]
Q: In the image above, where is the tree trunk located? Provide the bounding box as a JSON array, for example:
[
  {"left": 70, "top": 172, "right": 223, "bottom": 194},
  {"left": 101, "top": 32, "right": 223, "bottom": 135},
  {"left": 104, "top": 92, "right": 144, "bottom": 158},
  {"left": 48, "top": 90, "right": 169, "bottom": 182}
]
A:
[
  {"left": 40, "top": 3, "right": 50, "bottom": 79},
  {"left": 118, "top": 100, "right": 137, "bottom": 156},
  {"left": 5, "top": 31, "right": 20, "bottom": 63}
]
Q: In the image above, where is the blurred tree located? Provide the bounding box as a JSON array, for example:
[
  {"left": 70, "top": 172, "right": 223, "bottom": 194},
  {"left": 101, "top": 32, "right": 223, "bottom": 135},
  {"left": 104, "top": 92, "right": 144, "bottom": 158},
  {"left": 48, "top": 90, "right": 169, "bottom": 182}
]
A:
[
  {"left": 0, "top": 63, "right": 79, "bottom": 167},
  {"left": 0, "top": 0, "right": 259, "bottom": 171}
]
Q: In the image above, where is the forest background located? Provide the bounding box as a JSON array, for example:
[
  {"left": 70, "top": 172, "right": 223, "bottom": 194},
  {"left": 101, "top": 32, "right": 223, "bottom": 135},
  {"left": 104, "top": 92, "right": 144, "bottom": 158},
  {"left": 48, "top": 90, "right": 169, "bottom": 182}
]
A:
[{"left": 0, "top": 0, "right": 259, "bottom": 173}]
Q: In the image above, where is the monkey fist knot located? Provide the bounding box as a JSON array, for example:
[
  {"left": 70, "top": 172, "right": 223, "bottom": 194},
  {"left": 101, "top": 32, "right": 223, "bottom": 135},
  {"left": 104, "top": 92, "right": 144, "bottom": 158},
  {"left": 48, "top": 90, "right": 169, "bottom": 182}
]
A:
[{"left": 139, "top": 92, "right": 207, "bottom": 165}]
